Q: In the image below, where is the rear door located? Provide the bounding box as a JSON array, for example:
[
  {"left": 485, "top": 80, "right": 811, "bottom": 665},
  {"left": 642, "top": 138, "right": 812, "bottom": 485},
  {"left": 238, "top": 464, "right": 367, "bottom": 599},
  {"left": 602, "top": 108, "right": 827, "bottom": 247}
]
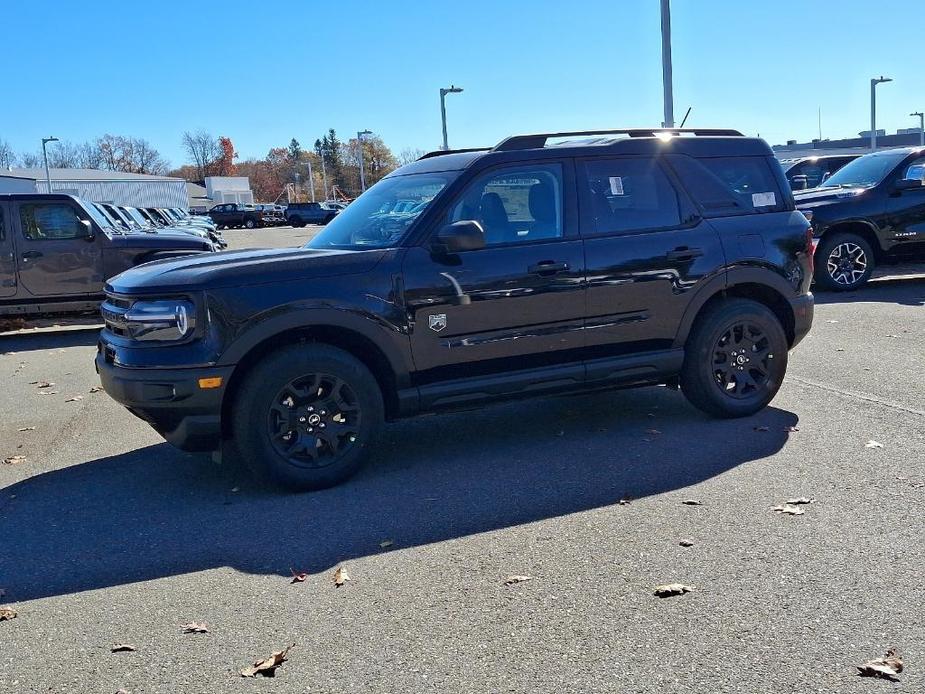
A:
[
  {"left": 577, "top": 155, "right": 726, "bottom": 367},
  {"left": 12, "top": 199, "right": 102, "bottom": 297},
  {"left": 0, "top": 202, "right": 16, "bottom": 297}
]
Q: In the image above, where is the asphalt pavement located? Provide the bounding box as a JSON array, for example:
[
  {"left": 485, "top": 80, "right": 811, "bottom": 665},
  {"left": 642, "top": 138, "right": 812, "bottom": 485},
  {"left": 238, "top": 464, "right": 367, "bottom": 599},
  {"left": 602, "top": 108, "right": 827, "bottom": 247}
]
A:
[{"left": 1, "top": 228, "right": 923, "bottom": 693}]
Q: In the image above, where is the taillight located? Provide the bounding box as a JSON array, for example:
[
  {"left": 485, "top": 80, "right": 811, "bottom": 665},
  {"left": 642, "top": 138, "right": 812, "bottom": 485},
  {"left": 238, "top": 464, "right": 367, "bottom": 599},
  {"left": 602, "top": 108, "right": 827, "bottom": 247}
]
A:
[{"left": 805, "top": 227, "right": 815, "bottom": 275}]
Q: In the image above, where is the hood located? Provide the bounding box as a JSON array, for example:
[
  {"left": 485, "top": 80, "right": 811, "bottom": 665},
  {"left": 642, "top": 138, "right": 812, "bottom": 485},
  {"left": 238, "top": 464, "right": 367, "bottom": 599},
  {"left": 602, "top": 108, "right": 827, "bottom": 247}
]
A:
[
  {"left": 106, "top": 246, "right": 387, "bottom": 295},
  {"left": 108, "top": 230, "right": 211, "bottom": 249},
  {"left": 793, "top": 186, "right": 868, "bottom": 206}
]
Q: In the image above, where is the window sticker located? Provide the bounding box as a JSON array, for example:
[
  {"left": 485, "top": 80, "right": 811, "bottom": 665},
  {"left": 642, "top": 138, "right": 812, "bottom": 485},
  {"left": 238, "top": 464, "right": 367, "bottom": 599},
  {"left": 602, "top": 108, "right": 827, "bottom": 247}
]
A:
[
  {"left": 608, "top": 176, "right": 625, "bottom": 196},
  {"left": 752, "top": 191, "right": 776, "bottom": 207}
]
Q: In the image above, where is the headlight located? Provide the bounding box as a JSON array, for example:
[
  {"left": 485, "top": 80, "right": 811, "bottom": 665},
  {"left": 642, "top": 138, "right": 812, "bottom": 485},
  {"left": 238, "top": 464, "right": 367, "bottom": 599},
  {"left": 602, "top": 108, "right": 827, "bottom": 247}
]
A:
[{"left": 116, "top": 299, "right": 196, "bottom": 341}]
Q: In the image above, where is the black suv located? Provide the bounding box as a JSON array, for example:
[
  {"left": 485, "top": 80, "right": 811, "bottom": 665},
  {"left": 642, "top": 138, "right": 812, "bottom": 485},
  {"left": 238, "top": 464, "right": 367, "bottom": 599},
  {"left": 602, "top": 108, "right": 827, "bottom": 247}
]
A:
[
  {"left": 793, "top": 147, "right": 925, "bottom": 290},
  {"left": 778, "top": 154, "right": 859, "bottom": 191},
  {"left": 96, "top": 128, "right": 814, "bottom": 490}
]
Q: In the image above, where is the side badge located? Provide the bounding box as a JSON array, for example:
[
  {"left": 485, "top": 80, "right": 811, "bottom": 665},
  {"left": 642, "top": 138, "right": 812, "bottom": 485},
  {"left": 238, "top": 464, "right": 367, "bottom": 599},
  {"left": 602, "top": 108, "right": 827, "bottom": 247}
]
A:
[{"left": 429, "top": 313, "right": 447, "bottom": 332}]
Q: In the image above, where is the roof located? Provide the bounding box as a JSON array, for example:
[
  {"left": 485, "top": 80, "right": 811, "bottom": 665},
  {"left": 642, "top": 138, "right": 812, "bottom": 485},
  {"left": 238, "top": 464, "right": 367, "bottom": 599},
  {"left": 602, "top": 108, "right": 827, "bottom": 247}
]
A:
[
  {"left": 5, "top": 168, "right": 183, "bottom": 182},
  {"left": 0, "top": 171, "right": 39, "bottom": 181}
]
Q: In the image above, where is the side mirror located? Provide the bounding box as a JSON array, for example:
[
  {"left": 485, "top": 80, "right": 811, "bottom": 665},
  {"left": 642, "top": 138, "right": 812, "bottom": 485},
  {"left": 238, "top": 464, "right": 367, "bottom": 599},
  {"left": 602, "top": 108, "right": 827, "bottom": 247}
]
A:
[
  {"left": 895, "top": 178, "right": 925, "bottom": 191},
  {"left": 79, "top": 218, "right": 95, "bottom": 241},
  {"left": 432, "top": 220, "right": 485, "bottom": 254}
]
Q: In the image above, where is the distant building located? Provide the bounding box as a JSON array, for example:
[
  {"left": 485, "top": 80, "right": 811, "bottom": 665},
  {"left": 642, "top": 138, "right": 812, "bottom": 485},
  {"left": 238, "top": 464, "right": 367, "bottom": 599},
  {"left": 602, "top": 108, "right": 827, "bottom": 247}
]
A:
[
  {"left": 186, "top": 182, "right": 212, "bottom": 212},
  {"left": 0, "top": 168, "right": 188, "bottom": 207},
  {"left": 773, "top": 129, "right": 924, "bottom": 160},
  {"left": 204, "top": 177, "right": 254, "bottom": 207}
]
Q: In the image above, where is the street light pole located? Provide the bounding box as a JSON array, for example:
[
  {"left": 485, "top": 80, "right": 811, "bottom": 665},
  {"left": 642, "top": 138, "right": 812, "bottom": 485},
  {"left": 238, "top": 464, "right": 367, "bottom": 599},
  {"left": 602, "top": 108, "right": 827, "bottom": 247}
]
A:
[
  {"left": 357, "top": 129, "right": 372, "bottom": 193},
  {"left": 660, "top": 0, "right": 674, "bottom": 128},
  {"left": 320, "top": 154, "right": 329, "bottom": 201},
  {"left": 911, "top": 111, "right": 925, "bottom": 147},
  {"left": 306, "top": 159, "right": 316, "bottom": 202},
  {"left": 870, "top": 76, "right": 892, "bottom": 150},
  {"left": 41, "top": 136, "right": 58, "bottom": 193},
  {"left": 439, "top": 85, "right": 464, "bottom": 150}
]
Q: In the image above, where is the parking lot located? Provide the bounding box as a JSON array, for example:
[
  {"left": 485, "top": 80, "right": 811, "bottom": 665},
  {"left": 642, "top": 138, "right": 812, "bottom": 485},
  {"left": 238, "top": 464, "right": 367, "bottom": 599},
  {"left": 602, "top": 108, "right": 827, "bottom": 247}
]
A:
[{"left": 1, "top": 226, "right": 924, "bottom": 693}]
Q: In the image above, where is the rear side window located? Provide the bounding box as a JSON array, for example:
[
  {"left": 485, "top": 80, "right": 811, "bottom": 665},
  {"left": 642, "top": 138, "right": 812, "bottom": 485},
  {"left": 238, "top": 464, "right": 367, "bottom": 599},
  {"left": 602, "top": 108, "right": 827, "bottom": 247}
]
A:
[
  {"left": 668, "top": 155, "right": 785, "bottom": 216},
  {"left": 19, "top": 203, "right": 84, "bottom": 240},
  {"left": 578, "top": 157, "right": 682, "bottom": 235}
]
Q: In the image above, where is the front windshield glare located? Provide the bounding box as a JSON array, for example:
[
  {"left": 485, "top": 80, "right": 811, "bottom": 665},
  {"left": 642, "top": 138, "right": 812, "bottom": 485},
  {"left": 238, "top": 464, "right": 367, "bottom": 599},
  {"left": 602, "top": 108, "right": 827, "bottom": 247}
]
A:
[
  {"left": 822, "top": 152, "right": 907, "bottom": 188},
  {"left": 306, "top": 173, "right": 453, "bottom": 249}
]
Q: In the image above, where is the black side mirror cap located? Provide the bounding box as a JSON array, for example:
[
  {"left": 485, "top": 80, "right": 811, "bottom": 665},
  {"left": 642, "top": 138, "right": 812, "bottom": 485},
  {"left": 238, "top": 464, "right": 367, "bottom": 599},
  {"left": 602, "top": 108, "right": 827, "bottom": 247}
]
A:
[
  {"left": 432, "top": 220, "right": 486, "bottom": 254},
  {"left": 895, "top": 178, "right": 925, "bottom": 191},
  {"left": 79, "top": 218, "right": 96, "bottom": 240}
]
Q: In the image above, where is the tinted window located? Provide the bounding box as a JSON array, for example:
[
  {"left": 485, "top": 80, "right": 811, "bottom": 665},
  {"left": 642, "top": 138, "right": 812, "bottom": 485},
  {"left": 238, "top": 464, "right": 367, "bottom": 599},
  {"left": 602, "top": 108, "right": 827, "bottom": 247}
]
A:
[
  {"left": 668, "top": 155, "right": 784, "bottom": 215},
  {"left": 822, "top": 150, "right": 908, "bottom": 189},
  {"left": 20, "top": 203, "right": 84, "bottom": 240},
  {"left": 578, "top": 158, "right": 681, "bottom": 235},
  {"left": 448, "top": 163, "right": 563, "bottom": 245},
  {"left": 902, "top": 157, "right": 925, "bottom": 181}
]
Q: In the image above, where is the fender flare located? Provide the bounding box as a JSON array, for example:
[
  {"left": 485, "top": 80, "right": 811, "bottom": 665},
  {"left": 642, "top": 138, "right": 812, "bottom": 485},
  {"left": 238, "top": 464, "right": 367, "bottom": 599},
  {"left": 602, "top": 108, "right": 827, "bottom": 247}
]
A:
[{"left": 818, "top": 217, "right": 883, "bottom": 251}]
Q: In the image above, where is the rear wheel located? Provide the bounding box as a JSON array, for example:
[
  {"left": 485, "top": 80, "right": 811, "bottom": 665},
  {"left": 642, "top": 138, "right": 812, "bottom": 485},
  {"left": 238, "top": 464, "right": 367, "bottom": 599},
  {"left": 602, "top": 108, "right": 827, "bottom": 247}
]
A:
[
  {"left": 231, "top": 344, "right": 384, "bottom": 491},
  {"left": 681, "top": 299, "right": 788, "bottom": 418},
  {"left": 244, "top": 218, "right": 257, "bottom": 229},
  {"left": 814, "top": 232, "right": 875, "bottom": 291}
]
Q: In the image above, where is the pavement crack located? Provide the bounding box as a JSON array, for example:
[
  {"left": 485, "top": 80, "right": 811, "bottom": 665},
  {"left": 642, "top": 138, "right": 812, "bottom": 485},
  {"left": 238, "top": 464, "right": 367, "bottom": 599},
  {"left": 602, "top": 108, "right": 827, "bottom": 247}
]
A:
[{"left": 790, "top": 376, "right": 925, "bottom": 418}]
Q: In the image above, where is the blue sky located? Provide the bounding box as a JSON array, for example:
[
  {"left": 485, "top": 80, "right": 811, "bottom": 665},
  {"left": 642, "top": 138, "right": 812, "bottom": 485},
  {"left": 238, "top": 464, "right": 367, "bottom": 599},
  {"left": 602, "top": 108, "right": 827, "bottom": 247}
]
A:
[{"left": 3, "top": 0, "right": 923, "bottom": 167}]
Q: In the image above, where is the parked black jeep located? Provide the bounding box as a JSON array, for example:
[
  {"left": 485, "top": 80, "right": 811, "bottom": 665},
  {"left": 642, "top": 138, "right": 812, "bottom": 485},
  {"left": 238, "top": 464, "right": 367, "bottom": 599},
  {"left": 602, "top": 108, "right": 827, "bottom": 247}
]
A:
[
  {"left": 793, "top": 147, "right": 925, "bottom": 290},
  {"left": 208, "top": 203, "right": 266, "bottom": 229},
  {"left": 0, "top": 194, "right": 216, "bottom": 316},
  {"left": 286, "top": 202, "right": 337, "bottom": 227},
  {"left": 97, "top": 128, "right": 814, "bottom": 491}
]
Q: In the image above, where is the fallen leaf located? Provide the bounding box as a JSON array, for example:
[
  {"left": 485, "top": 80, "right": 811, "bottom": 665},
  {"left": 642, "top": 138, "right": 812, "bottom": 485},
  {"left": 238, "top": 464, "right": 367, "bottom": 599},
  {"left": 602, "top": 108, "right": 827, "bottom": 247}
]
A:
[
  {"left": 111, "top": 644, "right": 136, "bottom": 653},
  {"left": 785, "top": 497, "right": 814, "bottom": 505},
  {"left": 379, "top": 539, "right": 394, "bottom": 548},
  {"left": 89, "top": 386, "right": 103, "bottom": 393},
  {"left": 865, "top": 440, "right": 884, "bottom": 449},
  {"left": 857, "top": 647, "right": 903, "bottom": 681},
  {"left": 290, "top": 569, "right": 308, "bottom": 584},
  {"left": 241, "top": 644, "right": 294, "bottom": 678},
  {"left": 826, "top": 319, "right": 839, "bottom": 324},
  {"left": 504, "top": 575, "right": 533, "bottom": 585},
  {"left": 678, "top": 539, "right": 694, "bottom": 547},
  {"left": 885, "top": 334, "right": 898, "bottom": 339},
  {"left": 333, "top": 566, "right": 350, "bottom": 587},
  {"left": 37, "top": 391, "right": 58, "bottom": 396},
  {"left": 835, "top": 348, "right": 845, "bottom": 352},
  {"left": 2, "top": 455, "right": 26, "bottom": 466},
  {"left": 17, "top": 426, "right": 35, "bottom": 432},
  {"left": 115, "top": 689, "right": 131, "bottom": 694},
  {"left": 753, "top": 425, "right": 769, "bottom": 432},
  {"left": 180, "top": 622, "right": 209, "bottom": 634},
  {"left": 0, "top": 606, "right": 17, "bottom": 621},
  {"left": 64, "top": 395, "right": 83, "bottom": 403},
  {"left": 681, "top": 499, "right": 702, "bottom": 506},
  {"left": 772, "top": 505, "right": 805, "bottom": 516},
  {"left": 654, "top": 583, "right": 693, "bottom": 598},
  {"left": 32, "top": 381, "right": 54, "bottom": 388}
]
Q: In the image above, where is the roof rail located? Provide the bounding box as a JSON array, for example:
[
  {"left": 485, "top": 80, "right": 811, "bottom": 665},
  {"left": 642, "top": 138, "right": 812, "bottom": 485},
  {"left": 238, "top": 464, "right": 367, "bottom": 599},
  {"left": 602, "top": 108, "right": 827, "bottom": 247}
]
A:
[
  {"left": 418, "top": 147, "right": 492, "bottom": 160},
  {"left": 492, "top": 128, "right": 745, "bottom": 152}
]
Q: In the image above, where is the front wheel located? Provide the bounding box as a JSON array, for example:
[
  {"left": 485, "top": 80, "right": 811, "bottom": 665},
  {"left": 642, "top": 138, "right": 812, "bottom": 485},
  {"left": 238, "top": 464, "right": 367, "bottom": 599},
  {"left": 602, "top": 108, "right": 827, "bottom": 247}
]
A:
[
  {"left": 814, "top": 232, "right": 875, "bottom": 291},
  {"left": 680, "top": 299, "right": 788, "bottom": 418},
  {"left": 244, "top": 218, "right": 257, "bottom": 229},
  {"left": 231, "top": 344, "right": 384, "bottom": 491}
]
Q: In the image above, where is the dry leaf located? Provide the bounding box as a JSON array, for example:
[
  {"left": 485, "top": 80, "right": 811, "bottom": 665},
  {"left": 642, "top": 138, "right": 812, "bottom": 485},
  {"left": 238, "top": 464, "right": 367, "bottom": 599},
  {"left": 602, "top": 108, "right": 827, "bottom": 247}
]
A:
[
  {"left": 333, "top": 566, "right": 350, "bottom": 587},
  {"left": 290, "top": 569, "right": 308, "bottom": 584},
  {"left": 785, "top": 497, "right": 814, "bottom": 505},
  {"left": 2, "top": 455, "right": 26, "bottom": 466},
  {"left": 0, "top": 606, "right": 17, "bottom": 621},
  {"left": 835, "top": 348, "right": 845, "bottom": 352},
  {"left": 504, "top": 575, "right": 533, "bottom": 585},
  {"left": 772, "top": 505, "right": 805, "bottom": 516},
  {"left": 379, "top": 539, "right": 394, "bottom": 548},
  {"left": 865, "top": 440, "right": 884, "bottom": 449},
  {"left": 89, "top": 386, "right": 103, "bottom": 393},
  {"left": 111, "top": 644, "right": 136, "bottom": 653},
  {"left": 37, "top": 391, "right": 58, "bottom": 395},
  {"left": 857, "top": 648, "right": 903, "bottom": 681},
  {"left": 885, "top": 334, "right": 898, "bottom": 339},
  {"left": 17, "top": 426, "right": 35, "bottom": 432},
  {"left": 31, "top": 381, "right": 54, "bottom": 388},
  {"left": 180, "top": 622, "right": 209, "bottom": 634},
  {"left": 64, "top": 395, "right": 83, "bottom": 403},
  {"left": 654, "top": 583, "right": 693, "bottom": 597},
  {"left": 681, "top": 499, "right": 702, "bottom": 506},
  {"left": 753, "top": 426, "right": 769, "bottom": 432},
  {"left": 241, "top": 644, "right": 294, "bottom": 678},
  {"left": 115, "top": 689, "right": 131, "bottom": 694},
  {"left": 679, "top": 539, "right": 694, "bottom": 547}
]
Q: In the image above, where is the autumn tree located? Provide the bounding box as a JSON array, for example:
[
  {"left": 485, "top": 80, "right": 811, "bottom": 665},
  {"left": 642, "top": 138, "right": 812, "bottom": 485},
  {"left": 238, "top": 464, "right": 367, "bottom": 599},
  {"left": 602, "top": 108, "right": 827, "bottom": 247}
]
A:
[
  {"left": 215, "top": 136, "right": 237, "bottom": 176},
  {"left": 343, "top": 134, "right": 398, "bottom": 194}
]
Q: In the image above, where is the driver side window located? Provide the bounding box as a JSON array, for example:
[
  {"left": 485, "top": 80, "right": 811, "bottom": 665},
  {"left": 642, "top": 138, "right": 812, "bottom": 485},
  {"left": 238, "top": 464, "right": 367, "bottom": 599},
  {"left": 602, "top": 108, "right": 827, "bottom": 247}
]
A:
[{"left": 448, "top": 163, "right": 563, "bottom": 246}]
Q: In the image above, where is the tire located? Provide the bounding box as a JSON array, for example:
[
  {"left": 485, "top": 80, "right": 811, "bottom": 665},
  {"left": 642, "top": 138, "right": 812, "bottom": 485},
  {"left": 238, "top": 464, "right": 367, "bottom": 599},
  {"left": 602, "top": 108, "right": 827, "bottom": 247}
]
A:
[
  {"left": 244, "top": 218, "right": 257, "bottom": 229},
  {"left": 231, "top": 344, "right": 384, "bottom": 491},
  {"left": 680, "top": 298, "right": 788, "bottom": 418},
  {"left": 290, "top": 217, "right": 303, "bottom": 228},
  {"left": 813, "top": 232, "right": 875, "bottom": 291}
]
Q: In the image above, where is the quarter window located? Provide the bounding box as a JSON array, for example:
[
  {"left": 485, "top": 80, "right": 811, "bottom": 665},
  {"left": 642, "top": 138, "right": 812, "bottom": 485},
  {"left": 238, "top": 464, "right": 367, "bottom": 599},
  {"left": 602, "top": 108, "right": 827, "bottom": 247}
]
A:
[
  {"left": 668, "top": 155, "right": 785, "bottom": 215},
  {"left": 19, "top": 204, "right": 85, "bottom": 240},
  {"left": 448, "top": 163, "right": 563, "bottom": 246},
  {"left": 579, "top": 158, "right": 681, "bottom": 235}
]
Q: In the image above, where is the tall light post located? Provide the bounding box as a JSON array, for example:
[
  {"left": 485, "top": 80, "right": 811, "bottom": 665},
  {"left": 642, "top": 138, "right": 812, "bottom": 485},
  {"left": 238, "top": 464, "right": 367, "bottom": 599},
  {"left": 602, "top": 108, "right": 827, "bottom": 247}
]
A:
[
  {"left": 357, "top": 129, "right": 372, "bottom": 193},
  {"left": 319, "top": 153, "right": 329, "bottom": 201},
  {"left": 660, "top": 0, "right": 674, "bottom": 128},
  {"left": 439, "top": 85, "right": 463, "bottom": 150},
  {"left": 911, "top": 111, "right": 925, "bottom": 147},
  {"left": 306, "top": 158, "right": 316, "bottom": 202},
  {"left": 41, "top": 136, "right": 58, "bottom": 193},
  {"left": 870, "top": 76, "right": 892, "bottom": 150},
  {"left": 294, "top": 171, "right": 301, "bottom": 202}
]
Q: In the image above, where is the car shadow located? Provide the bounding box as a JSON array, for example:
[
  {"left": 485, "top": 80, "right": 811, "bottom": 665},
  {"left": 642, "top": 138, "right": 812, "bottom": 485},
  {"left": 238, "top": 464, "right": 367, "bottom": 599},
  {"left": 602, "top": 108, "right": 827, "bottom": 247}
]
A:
[
  {"left": 813, "top": 274, "right": 925, "bottom": 307},
  {"left": 0, "top": 386, "right": 798, "bottom": 602},
  {"left": 0, "top": 329, "right": 99, "bottom": 354}
]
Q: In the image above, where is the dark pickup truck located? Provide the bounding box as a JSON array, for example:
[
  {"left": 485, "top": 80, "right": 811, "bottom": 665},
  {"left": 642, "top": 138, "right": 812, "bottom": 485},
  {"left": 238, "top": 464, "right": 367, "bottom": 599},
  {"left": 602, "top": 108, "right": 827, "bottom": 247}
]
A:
[
  {"left": 0, "top": 194, "right": 216, "bottom": 316},
  {"left": 285, "top": 202, "right": 338, "bottom": 227},
  {"left": 208, "top": 203, "right": 269, "bottom": 229}
]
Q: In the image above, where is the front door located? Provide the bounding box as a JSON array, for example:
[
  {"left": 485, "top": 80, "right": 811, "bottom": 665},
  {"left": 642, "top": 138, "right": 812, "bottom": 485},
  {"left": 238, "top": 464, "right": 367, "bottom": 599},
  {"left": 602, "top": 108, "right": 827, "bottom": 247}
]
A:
[
  {"left": 402, "top": 160, "right": 586, "bottom": 382},
  {"left": 884, "top": 155, "right": 925, "bottom": 257},
  {"left": 0, "top": 203, "right": 16, "bottom": 297},
  {"left": 12, "top": 199, "right": 102, "bottom": 297}
]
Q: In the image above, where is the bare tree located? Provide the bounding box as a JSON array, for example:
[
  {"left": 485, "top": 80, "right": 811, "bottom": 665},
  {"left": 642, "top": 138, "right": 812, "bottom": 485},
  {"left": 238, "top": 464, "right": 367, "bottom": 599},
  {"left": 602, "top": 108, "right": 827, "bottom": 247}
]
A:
[
  {"left": 19, "top": 152, "right": 41, "bottom": 168},
  {"left": 131, "top": 138, "right": 168, "bottom": 174},
  {"left": 0, "top": 138, "right": 14, "bottom": 168},
  {"left": 181, "top": 130, "right": 221, "bottom": 181},
  {"left": 77, "top": 141, "right": 104, "bottom": 169},
  {"left": 398, "top": 148, "right": 427, "bottom": 166},
  {"left": 46, "top": 141, "right": 83, "bottom": 168}
]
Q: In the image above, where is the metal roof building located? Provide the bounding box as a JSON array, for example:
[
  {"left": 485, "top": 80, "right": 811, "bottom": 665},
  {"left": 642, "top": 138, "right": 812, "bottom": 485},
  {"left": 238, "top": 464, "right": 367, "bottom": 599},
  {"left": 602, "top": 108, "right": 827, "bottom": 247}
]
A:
[{"left": 0, "top": 168, "right": 188, "bottom": 208}]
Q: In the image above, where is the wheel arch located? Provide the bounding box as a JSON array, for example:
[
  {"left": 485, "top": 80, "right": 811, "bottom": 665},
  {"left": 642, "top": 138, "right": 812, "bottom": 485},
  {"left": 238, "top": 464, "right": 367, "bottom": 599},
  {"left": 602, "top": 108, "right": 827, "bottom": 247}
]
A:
[{"left": 818, "top": 219, "right": 883, "bottom": 259}]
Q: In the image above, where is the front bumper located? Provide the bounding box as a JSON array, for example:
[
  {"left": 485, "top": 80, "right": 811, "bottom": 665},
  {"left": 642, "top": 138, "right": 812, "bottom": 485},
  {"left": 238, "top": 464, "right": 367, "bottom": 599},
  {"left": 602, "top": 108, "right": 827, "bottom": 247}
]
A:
[
  {"left": 789, "top": 293, "right": 814, "bottom": 348},
  {"left": 95, "top": 349, "right": 233, "bottom": 451}
]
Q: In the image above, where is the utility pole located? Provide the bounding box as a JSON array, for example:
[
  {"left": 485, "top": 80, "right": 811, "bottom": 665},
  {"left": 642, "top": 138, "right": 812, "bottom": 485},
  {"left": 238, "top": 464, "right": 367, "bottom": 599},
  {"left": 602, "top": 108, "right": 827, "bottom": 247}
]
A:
[
  {"left": 660, "top": 0, "right": 674, "bottom": 128},
  {"left": 357, "top": 129, "right": 372, "bottom": 193},
  {"left": 911, "top": 111, "right": 925, "bottom": 147},
  {"left": 320, "top": 154, "right": 329, "bottom": 201},
  {"left": 41, "top": 136, "right": 58, "bottom": 193},
  {"left": 870, "top": 76, "right": 892, "bottom": 150},
  {"left": 306, "top": 159, "right": 315, "bottom": 202}
]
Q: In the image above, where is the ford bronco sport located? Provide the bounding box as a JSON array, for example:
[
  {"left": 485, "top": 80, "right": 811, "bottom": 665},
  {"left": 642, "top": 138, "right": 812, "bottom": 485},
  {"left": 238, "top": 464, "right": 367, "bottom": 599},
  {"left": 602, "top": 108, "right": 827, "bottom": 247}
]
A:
[{"left": 96, "top": 128, "right": 814, "bottom": 491}]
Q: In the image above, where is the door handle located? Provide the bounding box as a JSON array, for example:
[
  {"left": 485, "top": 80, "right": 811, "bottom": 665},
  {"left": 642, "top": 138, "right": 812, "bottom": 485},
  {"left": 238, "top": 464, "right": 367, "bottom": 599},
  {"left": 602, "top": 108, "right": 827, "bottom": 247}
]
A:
[
  {"left": 21, "top": 250, "right": 43, "bottom": 260},
  {"left": 528, "top": 260, "right": 569, "bottom": 275},
  {"left": 665, "top": 247, "right": 703, "bottom": 261}
]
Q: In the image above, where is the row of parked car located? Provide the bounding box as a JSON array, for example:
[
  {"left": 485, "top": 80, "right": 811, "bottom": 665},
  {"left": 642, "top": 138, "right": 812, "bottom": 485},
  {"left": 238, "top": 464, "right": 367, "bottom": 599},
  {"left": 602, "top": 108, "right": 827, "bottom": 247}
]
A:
[{"left": 204, "top": 201, "right": 346, "bottom": 229}]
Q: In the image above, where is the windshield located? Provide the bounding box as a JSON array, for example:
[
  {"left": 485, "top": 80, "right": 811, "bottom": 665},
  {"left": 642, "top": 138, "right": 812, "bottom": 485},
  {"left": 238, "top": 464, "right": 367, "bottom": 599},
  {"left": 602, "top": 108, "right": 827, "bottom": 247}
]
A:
[
  {"left": 80, "top": 200, "right": 116, "bottom": 231},
  {"left": 820, "top": 151, "right": 907, "bottom": 189},
  {"left": 125, "top": 207, "right": 151, "bottom": 227},
  {"left": 307, "top": 173, "right": 454, "bottom": 249}
]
